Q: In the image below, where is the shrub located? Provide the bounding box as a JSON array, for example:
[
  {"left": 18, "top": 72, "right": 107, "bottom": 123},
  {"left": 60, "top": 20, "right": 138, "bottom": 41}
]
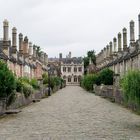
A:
[
  {"left": 0, "top": 60, "right": 16, "bottom": 106},
  {"left": 99, "top": 68, "right": 114, "bottom": 85},
  {"left": 16, "top": 78, "right": 23, "bottom": 92},
  {"left": 81, "top": 74, "right": 98, "bottom": 91},
  {"left": 120, "top": 70, "right": 140, "bottom": 105},
  {"left": 30, "top": 78, "right": 40, "bottom": 89},
  {"left": 22, "top": 82, "right": 33, "bottom": 98}
]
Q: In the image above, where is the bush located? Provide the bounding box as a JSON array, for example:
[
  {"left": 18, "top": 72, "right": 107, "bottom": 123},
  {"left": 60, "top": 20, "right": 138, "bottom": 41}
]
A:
[
  {"left": 0, "top": 61, "right": 16, "bottom": 106},
  {"left": 120, "top": 70, "right": 140, "bottom": 105},
  {"left": 22, "top": 82, "right": 33, "bottom": 98},
  {"left": 30, "top": 78, "right": 40, "bottom": 89},
  {"left": 81, "top": 74, "right": 98, "bottom": 91},
  {"left": 99, "top": 68, "right": 114, "bottom": 85}
]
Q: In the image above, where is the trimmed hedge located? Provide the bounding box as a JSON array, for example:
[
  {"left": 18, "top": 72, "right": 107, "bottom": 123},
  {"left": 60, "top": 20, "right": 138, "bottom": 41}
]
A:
[{"left": 81, "top": 68, "right": 114, "bottom": 91}]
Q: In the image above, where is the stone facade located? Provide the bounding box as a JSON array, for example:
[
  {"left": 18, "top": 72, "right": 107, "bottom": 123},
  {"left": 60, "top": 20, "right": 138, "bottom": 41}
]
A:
[
  {"left": 0, "top": 19, "right": 48, "bottom": 79},
  {"left": 96, "top": 14, "right": 140, "bottom": 77},
  {"left": 60, "top": 52, "right": 84, "bottom": 85}
]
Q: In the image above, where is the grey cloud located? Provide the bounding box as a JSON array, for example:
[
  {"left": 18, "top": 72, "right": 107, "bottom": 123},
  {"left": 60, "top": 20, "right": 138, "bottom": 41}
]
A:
[{"left": 0, "top": 0, "right": 140, "bottom": 57}]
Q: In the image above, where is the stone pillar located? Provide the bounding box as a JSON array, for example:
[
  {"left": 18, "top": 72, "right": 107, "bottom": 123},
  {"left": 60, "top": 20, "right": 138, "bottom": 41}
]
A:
[
  {"left": 12, "top": 27, "right": 17, "bottom": 48},
  {"left": 29, "top": 42, "right": 33, "bottom": 56},
  {"left": 3, "top": 19, "right": 9, "bottom": 41},
  {"left": 19, "top": 33, "right": 23, "bottom": 53},
  {"left": 130, "top": 20, "right": 135, "bottom": 45},
  {"left": 113, "top": 37, "right": 117, "bottom": 52},
  {"left": 123, "top": 28, "right": 127, "bottom": 51},
  {"left": 109, "top": 41, "right": 113, "bottom": 55},
  {"left": 118, "top": 32, "right": 122, "bottom": 52},
  {"left": 138, "top": 14, "right": 140, "bottom": 40}
]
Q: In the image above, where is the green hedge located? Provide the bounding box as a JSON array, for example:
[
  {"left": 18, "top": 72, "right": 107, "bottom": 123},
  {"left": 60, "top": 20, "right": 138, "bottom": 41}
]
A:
[
  {"left": 120, "top": 70, "right": 140, "bottom": 105},
  {"left": 81, "top": 68, "right": 114, "bottom": 91}
]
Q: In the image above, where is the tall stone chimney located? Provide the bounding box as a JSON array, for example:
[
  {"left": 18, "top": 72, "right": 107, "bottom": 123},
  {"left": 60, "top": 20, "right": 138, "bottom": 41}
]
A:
[
  {"left": 118, "top": 32, "right": 122, "bottom": 52},
  {"left": 23, "top": 36, "right": 29, "bottom": 55},
  {"left": 3, "top": 19, "right": 9, "bottom": 42},
  {"left": 45, "top": 54, "right": 48, "bottom": 64},
  {"left": 33, "top": 45, "right": 37, "bottom": 59},
  {"left": 109, "top": 41, "right": 113, "bottom": 55},
  {"left": 113, "top": 37, "right": 117, "bottom": 53},
  {"left": 19, "top": 33, "right": 23, "bottom": 53},
  {"left": 130, "top": 20, "right": 135, "bottom": 45},
  {"left": 138, "top": 14, "right": 140, "bottom": 40},
  {"left": 69, "top": 52, "right": 71, "bottom": 58},
  {"left": 106, "top": 45, "right": 109, "bottom": 57},
  {"left": 103, "top": 47, "right": 106, "bottom": 58},
  {"left": 59, "top": 53, "right": 62, "bottom": 59},
  {"left": 29, "top": 42, "right": 33, "bottom": 56},
  {"left": 12, "top": 27, "right": 17, "bottom": 48},
  {"left": 41, "top": 51, "right": 45, "bottom": 63},
  {"left": 123, "top": 28, "right": 127, "bottom": 51}
]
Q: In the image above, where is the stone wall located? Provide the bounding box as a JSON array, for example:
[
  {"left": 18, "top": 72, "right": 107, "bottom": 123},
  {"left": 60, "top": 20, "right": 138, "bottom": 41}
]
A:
[
  {"left": 94, "top": 85, "right": 124, "bottom": 104},
  {"left": 94, "top": 84, "right": 140, "bottom": 111},
  {"left": 0, "top": 86, "right": 62, "bottom": 115}
]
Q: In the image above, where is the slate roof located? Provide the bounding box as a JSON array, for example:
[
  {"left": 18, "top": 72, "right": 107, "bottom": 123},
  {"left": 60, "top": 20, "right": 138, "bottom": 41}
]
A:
[{"left": 61, "top": 57, "right": 83, "bottom": 64}]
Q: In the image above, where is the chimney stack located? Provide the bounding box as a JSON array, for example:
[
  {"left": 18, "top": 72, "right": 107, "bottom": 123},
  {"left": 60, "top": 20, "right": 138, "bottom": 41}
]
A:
[
  {"left": 19, "top": 33, "right": 23, "bottom": 53},
  {"left": 138, "top": 14, "right": 140, "bottom": 40},
  {"left": 113, "top": 37, "right": 117, "bottom": 53},
  {"left": 130, "top": 20, "right": 135, "bottom": 46},
  {"left": 29, "top": 42, "right": 33, "bottom": 56},
  {"left": 123, "top": 28, "right": 127, "bottom": 51},
  {"left": 118, "top": 32, "right": 122, "bottom": 52},
  {"left": 3, "top": 19, "right": 9, "bottom": 41},
  {"left": 23, "top": 36, "right": 29, "bottom": 55},
  {"left": 33, "top": 45, "right": 37, "bottom": 59},
  {"left": 59, "top": 53, "right": 62, "bottom": 59},
  {"left": 109, "top": 41, "right": 113, "bottom": 55},
  {"left": 12, "top": 27, "right": 17, "bottom": 48}
]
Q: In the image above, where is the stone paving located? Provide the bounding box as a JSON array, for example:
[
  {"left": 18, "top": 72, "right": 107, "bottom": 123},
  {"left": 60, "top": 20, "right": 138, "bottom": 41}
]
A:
[{"left": 0, "top": 86, "right": 140, "bottom": 140}]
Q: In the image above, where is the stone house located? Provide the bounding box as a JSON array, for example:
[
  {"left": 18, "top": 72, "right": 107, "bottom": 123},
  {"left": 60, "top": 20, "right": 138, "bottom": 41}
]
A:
[
  {"left": 0, "top": 19, "right": 48, "bottom": 79},
  {"left": 96, "top": 14, "right": 140, "bottom": 77},
  {"left": 59, "top": 52, "right": 84, "bottom": 85}
]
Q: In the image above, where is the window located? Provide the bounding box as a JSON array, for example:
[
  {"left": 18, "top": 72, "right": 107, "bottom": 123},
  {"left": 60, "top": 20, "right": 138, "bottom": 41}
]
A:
[
  {"left": 78, "top": 67, "right": 82, "bottom": 72},
  {"left": 78, "top": 76, "right": 81, "bottom": 82},
  {"left": 74, "top": 67, "right": 77, "bottom": 72},
  {"left": 74, "top": 76, "right": 77, "bottom": 82},
  {"left": 63, "top": 67, "right": 66, "bottom": 72},
  {"left": 68, "top": 67, "right": 71, "bottom": 72},
  {"left": 68, "top": 77, "right": 71, "bottom": 82}
]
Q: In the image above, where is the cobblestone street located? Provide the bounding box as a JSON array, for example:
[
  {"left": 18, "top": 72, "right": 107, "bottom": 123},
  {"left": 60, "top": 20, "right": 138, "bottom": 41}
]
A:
[{"left": 0, "top": 86, "right": 140, "bottom": 140}]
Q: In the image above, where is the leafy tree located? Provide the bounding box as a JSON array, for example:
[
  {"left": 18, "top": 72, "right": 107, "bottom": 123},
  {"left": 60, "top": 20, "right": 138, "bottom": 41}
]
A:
[
  {"left": 0, "top": 61, "right": 16, "bottom": 106},
  {"left": 83, "top": 50, "right": 96, "bottom": 74}
]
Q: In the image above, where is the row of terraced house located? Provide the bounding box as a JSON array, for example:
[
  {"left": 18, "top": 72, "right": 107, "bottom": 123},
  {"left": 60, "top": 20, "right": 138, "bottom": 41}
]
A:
[
  {"left": 96, "top": 14, "right": 140, "bottom": 77},
  {"left": 0, "top": 19, "right": 48, "bottom": 80}
]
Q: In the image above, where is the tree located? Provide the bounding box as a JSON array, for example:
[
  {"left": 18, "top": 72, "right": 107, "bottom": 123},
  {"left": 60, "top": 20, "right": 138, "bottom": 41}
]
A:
[
  {"left": 0, "top": 60, "right": 16, "bottom": 106},
  {"left": 83, "top": 50, "right": 96, "bottom": 74}
]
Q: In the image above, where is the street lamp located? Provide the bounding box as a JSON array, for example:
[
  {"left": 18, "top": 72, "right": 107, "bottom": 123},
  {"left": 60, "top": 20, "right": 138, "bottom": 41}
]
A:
[{"left": 47, "top": 64, "right": 51, "bottom": 96}]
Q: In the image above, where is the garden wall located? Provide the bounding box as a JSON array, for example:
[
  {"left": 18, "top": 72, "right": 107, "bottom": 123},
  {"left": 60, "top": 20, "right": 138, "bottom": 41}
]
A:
[{"left": 94, "top": 84, "right": 124, "bottom": 104}]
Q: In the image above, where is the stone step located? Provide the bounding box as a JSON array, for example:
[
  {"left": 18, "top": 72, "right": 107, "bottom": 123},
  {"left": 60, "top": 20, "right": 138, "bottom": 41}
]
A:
[{"left": 5, "top": 109, "right": 22, "bottom": 114}]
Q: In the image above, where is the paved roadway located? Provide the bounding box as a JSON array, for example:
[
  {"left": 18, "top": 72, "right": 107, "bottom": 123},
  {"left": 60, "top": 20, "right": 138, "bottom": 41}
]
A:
[{"left": 0, "top": 86, "right": 140, "bottom": 140}]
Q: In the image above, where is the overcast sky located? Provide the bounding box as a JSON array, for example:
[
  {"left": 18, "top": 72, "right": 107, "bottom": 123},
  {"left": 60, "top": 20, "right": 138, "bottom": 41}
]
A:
[{"left": 0, "top": 0, "right": 140, "bottom": 58}]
